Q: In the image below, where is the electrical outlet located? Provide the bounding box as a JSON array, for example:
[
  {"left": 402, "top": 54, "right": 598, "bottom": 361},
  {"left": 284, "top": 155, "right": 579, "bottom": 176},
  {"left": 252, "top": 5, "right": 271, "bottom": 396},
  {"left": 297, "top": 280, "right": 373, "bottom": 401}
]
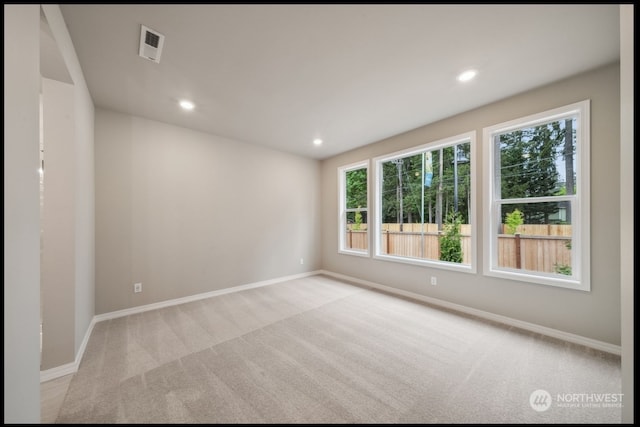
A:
[
  {"left": 134, "top": 282, "right": 142, "bottom": 293},
  {"left": 430, "top": 276, "right": 437, "bottom": 286},
  {"left": 300, "top": 258, "right": 304, "bottom": 265}
]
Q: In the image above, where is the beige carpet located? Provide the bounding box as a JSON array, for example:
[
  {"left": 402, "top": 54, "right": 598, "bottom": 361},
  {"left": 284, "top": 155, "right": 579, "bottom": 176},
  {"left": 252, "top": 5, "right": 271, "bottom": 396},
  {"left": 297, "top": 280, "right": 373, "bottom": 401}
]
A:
[{"left": 56, "top": 275, "right": 622, "bottom": 423}]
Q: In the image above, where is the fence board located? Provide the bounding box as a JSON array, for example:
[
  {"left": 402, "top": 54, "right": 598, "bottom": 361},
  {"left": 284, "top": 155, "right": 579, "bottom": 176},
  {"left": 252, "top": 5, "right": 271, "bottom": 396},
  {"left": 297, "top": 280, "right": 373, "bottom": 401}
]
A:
[
  {"left": 346, "top": 224, "right": 368, "bottom": 231},
  {"left": 499, "top": 234, "right": 572, "bottom": 273},
  {"left": 508, "top": 224, "right": 572, "bottom": 236},
  {"left": 345, "top": 230, "right": 368, "bottom": 250},
  {"left": 345, "top": 223, "right": 571, "bottom": 273},
  {"left": 381, "top": 231, "right": 471, "bottom": 264}
]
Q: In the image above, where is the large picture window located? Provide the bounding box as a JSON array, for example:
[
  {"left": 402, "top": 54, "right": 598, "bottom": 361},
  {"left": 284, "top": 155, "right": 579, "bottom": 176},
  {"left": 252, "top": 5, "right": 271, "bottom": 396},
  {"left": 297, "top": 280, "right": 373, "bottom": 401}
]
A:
[
  {"left": 483, "top": 100, "right": 590, "bottom": 290},
  {"left": 338, "top": 161, "right": 369, "bottom": 256},
  {"left": 373, "top": 132, "right": 476, "bottom": 271}
]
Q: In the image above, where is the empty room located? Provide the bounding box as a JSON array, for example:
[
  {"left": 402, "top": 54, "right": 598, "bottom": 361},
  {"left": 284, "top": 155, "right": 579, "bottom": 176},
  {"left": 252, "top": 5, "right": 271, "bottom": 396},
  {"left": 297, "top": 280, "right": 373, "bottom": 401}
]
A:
[{"left": 4, "top": 4, "right": 634, "bottom": 424}]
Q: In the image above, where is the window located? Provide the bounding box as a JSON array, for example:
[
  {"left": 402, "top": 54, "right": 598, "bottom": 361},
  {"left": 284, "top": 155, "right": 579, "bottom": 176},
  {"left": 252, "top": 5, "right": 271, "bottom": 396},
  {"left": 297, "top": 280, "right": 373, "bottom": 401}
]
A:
[
  {"left": 483, "top": 100, "right": 590, "bottom": 290},
  {"left": 338, "top": 161, "right": 369, "bottom": 256},
  {"left": 373, "top": 132, "right": 476, "bottom": 271}
]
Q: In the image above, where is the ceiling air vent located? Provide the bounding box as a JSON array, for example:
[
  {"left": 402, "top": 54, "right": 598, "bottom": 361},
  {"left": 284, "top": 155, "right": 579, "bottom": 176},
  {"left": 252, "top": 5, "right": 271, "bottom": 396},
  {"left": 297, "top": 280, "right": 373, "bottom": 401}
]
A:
[{"left": 138, "top": 25, "right": 164, "bottom": 63}]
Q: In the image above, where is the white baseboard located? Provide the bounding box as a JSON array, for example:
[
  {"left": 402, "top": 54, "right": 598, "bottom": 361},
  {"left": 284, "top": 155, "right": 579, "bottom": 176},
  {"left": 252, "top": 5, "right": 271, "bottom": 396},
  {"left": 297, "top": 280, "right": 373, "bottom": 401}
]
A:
[
  {"left": 40, "top": 318, "right": 97, "bottom": 383},
  {"left": 319, "top": 270, "right": 621, "bottom": 356},
  {"left": 41, "top": 268, "right": 618, "bottom": 383},
  {"left": 93, "top": 270, "right": 323, "bottom": 323},
  {"left": 40, "top": 270, "right": 322, "bottom": 382},
  {"left": 40, "top": 362, "right": 77, "bottom": 383}
]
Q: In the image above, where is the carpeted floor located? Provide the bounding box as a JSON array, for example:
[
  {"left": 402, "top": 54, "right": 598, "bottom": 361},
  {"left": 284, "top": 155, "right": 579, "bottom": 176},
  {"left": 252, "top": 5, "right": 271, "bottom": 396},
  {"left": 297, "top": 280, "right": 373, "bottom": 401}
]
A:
[{"left": 55, "top": 275, "right": 622, "bottom": 423}]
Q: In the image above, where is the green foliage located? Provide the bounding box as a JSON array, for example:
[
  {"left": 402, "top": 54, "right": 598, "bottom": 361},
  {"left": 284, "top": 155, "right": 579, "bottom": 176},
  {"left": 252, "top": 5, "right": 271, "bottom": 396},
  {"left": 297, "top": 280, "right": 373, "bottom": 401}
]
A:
[
  {"left": 499, "top": 122, "right": 566, "bottom": 223},
  {"left": 554, "top": 238, "right": 572, "bottom": 275},
  {"left": 554, "top": 184, "right": 577, "bottom": 197},
  {"left": 353, "top": 207, "right": 362, "bottom": 230},
  {"left": 554, "top": 263, "right": 572, "bottom": 275},
  {"left": 380, "top": 143, "right": 472, "bottom": 225},
  {"left": 504, "top": 209, "right": 524, "bottom": 234},
  {"left": 345, "top": 168, "right": 367, "bottom": 210},
  {"left": 439, "top": 211, "right": 463, "bottom": 263}
]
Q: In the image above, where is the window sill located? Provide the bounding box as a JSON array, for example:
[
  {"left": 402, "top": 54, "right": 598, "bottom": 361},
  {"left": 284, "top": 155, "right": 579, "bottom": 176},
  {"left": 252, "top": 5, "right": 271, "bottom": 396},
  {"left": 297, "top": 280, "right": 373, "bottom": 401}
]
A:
[{"left": 373, "top": 253, "right": 476, "bottom": 273}]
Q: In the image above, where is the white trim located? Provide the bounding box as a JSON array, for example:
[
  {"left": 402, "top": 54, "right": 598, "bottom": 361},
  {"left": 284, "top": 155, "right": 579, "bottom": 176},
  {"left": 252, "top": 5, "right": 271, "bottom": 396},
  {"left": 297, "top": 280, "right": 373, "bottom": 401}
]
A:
[
  {"left": 372, "top": 131, "right": 474, "bottom": 162},
  {"left": 338, "top": 249, "right": 370, "bottom": 258},
  {"left": 373, "top": 131, "right": 476, "bottom": 272},
  {"left": 338, "top": 160, "right": 370, "bottom": 256},
  {"left": 94, "top": 270, "right": 323, "bottom": 322},
  {"left": 40, "top": 315, "right": 97, "bottom": 383},
  {"left": 372, "top": 252, "right": 475, "bottom": 273},
  {"left": 319, "top": 270, "right": 620, "bottom": 356},
  {"left": 577, "top": 100, "right": 591, "bottom": 291},
  {"left": 484, "top": 100, "right": 589, "bottom": 135},
  {"left": 75, "top": 316, "right": 97, "bottom": 367},
  {"left": 40, "top": 362, "right": 76, "bottom": 383},
  {"left": 40, "top": 270, "right": 322, "bottom": 382},
  {"left": 482, "top": 100, "right": 590, "bottom": 291}
]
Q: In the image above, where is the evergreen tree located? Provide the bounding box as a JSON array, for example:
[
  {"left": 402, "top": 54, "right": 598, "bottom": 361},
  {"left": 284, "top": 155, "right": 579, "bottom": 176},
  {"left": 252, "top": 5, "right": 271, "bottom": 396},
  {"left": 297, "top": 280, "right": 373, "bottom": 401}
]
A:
[
  {"left": 498, "top": 122, "right": 564, "bottom": 224},
  {"left": 380, "top": 142, "right": 472, "bottom": 226},
  {"left": 345, "top": 168, "right": 367, "bottom": 209}
]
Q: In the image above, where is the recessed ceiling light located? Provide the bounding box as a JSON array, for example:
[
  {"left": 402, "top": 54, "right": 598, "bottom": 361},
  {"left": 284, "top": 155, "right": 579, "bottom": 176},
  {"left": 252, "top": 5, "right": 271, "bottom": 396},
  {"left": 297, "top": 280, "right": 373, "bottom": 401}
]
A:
[
  {"left": 313, "top": 138, "right": 323, "bottom": 146},
  {"left": 457, "top": 69, "right": 477, "bottom": 82},
  {"left": 179, "top": 100, "right": 195, "bottom": 110}
]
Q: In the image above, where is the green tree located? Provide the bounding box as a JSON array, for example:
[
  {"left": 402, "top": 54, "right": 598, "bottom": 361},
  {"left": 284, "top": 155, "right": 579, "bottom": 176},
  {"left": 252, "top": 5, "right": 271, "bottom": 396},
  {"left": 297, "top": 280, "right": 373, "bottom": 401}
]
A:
[
  {"left": 345, "top": 168, "right": 367, "bottom": 209},
  {"left": 380, "top": 143, "right": 472, "bottom": 227},
  {"left": 439, "top": 211, "right": 463, "bottom": 263},
  {"left": 353, "top": 207, "right": 363, "bottom": 230},
  {"left": 499, "top": 123, "right": 564, "bottom": 223},
  {"left": 381, "top": 161, "right": 401, "bottom": 223},
  {"left": 400, "top": 153, "right": 425, "bottom": 223},
  {"left": 504, "top": 209, "right": 524, "bottom": 234}
]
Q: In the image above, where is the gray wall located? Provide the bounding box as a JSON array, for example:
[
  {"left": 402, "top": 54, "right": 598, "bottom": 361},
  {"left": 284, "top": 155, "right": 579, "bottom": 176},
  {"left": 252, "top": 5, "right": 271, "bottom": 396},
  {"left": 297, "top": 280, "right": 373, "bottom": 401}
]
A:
[
  {"left": 95, "top": 109, "right": 322, "bottom": 314},
  {"left": 40, "top": 4, "right": 96, "bottom": 370},
  {"left": 4, "top": 5, "right": 95, "bottom": 422},
  {"left": 619, "top": 5, "right": 634, "bottom": 423},
  {"left": 41, "top": 77, "right": 76, "bottom": 370},
  {"left": 4, "top": 5, "right": 42, "bottom": 423},
  {"left": 321, "top": 63, "right": 621, "bottom": 345}
]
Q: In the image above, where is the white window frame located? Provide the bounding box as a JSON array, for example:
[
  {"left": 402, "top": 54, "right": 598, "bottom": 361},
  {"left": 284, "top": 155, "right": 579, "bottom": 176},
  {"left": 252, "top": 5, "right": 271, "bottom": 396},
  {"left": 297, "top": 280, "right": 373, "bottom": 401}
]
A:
[
  {"left": 482, "top": 100, "right": 590, "bottom": 291},
  {"left": 338, "top": 160, "right": 370, "bottom": 257},
  {"left": 373, "top": 131, "right": 477, "bottom": 273}
]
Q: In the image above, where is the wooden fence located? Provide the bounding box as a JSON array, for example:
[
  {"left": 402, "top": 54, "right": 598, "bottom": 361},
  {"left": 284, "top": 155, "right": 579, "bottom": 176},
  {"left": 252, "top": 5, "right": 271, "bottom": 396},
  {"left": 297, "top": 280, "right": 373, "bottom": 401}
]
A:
[
  {"left": 345, "top": 223, "right": 572, "bottom": 273},
  {"left": 497, "top": 234, "right": 571, "bottom": 272},
  {"left": 345, "top": 229, "right": 369, "bottom": 250}
]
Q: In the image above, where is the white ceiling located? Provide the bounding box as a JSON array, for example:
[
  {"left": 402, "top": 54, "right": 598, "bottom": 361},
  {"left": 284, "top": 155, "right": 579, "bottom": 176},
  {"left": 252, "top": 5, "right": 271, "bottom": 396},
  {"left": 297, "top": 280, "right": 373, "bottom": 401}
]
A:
[{"left": 58, "top": 4, "right": 620, "bottom": 160}]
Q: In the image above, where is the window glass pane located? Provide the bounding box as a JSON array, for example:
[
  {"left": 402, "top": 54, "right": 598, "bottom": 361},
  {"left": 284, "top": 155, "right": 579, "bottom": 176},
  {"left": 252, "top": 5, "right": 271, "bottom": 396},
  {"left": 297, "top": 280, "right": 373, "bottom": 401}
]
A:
[
  {"left": 345, "top": 168, "right": 367, "bottom": 209},
  {"left": 500, "top": 201, "right": 573, "bottom": 227},
  {"left": 345, "top": 210, "right": 368, "bottom": 250},
  {"left": 498, "top": 200, "right": 573, "bottom": 276},
  {"left": 377, "top": 141, "right": 471, "bottom": 265},
  {"left": 497, "top": 118, "right": 576, "bottom": 199},
  {"left": 340, "top": 163, "right": 368, "bottom": 255}
]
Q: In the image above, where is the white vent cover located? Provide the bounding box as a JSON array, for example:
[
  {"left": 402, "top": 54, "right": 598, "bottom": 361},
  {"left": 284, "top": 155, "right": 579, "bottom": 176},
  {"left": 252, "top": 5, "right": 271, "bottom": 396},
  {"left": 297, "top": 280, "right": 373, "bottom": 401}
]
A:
[{"left": 138, "top": 25, "right": 164, "bottom": 63}]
